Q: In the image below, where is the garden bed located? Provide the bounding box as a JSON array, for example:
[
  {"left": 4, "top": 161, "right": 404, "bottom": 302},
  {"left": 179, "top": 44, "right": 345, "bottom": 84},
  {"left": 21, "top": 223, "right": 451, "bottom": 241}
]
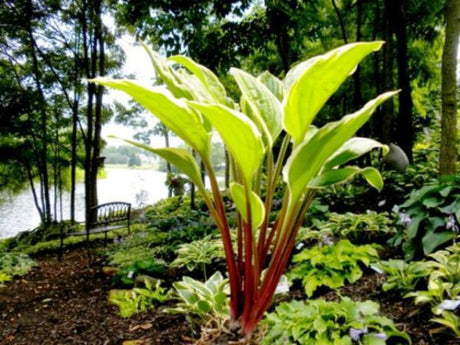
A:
[{"left": 0, "top": 241, "right": 458, "bottom": 345}]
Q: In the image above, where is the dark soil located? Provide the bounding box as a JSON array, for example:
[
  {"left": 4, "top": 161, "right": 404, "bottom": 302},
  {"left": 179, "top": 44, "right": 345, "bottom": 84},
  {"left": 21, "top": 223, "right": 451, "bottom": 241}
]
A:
[
  {"left": 1, "top": 242, "right": 459, "bottom": 345},
  {"left": 0, "top": 243, "right": 191, "bottom": 345}
]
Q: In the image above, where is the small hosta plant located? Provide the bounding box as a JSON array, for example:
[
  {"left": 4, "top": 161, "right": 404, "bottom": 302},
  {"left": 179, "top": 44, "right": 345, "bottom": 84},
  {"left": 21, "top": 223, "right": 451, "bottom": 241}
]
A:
[
  {"left": 289, "top": 239, "right": 379, "bottom": 296},
  {"left": 262, "top": 297, "right": 411, "bottom": 345},
  {"left": 0, "top": 253, "right": 36, "bottom": 277},
  {"left": 109, "top": 279, "right": 172, "bottom": 318},
  {"left": 92, "top": 41, "right": 395, "bottom": 337},
  {"left": 165, "top": 271, "right": 229, "bottom": 322},
  {"left": 375, "top": 259, "right": 433, "bottom": 293},
  {"left": 171, "top": 235, "right": 225, "bottom": 279}
]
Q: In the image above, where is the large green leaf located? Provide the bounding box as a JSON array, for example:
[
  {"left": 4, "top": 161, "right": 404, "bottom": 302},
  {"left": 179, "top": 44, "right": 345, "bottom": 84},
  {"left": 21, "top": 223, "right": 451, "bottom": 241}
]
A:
[
  {"left": 283, "top": 91, "right": 397, "bottom": 206},
  {"left": 229, "top": 182, "right": 265, "bottom": 230},
  {"left": 140, "top": 41, "right": 193, "bottom": 99},
  {"left": 323, "top": 137, "right": 389, "bottom": 171},
  {"left": 308, "top": 166, "right": 383, "bottom": 191},
  {"left": 422, "top": 230, "right": 456, "bottom": 255},
  {"left": 169, "top": 55, "right": 232, "bottom": 107},
  {"left": 258, "top": 71, "right": 284, "bottom": 102},
  {"left": 187, "top": 102, "right": 264, "bottom": 186},
  {"left": 109, "top": 137, "right": 206, "bottom": 195},
  {"left": 308, "top": 167, "right": 360, "bottom": 188},
  {"left": 91, "top": 78, "right": 211, "bottom": 160},
  {"left": 283, "top": 42, "right": 384, "bottom": 146},
  {"left": 231, "top": 68, "right": 283, "bottom": 147}
]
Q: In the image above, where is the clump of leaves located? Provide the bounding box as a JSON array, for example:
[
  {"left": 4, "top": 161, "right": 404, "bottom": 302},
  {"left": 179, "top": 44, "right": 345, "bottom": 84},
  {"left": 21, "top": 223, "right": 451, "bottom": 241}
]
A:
[
  {"left": 262, "top": 297, "right": 411, "bottom": 345},
  {"left": 405, "top": 244, "right": 460, "bottom": 337},
  {"left": 93, "top": 41, "right": 395, "bottom": 337},
  {"left": 171, "top": 235, "right": 225, "bottom": 278},
  {"left": 113, "top": 257, "right": 167, "bottom": 287},
  {"left": 289, "top": 239, "right": 379, "bottom": 297},
  {"left": 109, "top": 279, "right": 172, "bottom": 318},
  {"left": 0, "top": 253, "right": 36, "bottom": 277},
  {"left": 165, "top": 271, "right": 229, "bottom": 323},
  {"left": 392, "top": 175, "right": 460, "bottom": 259},
  {"left": 375, "top": 259, "right": 432, "bottom": 293}
]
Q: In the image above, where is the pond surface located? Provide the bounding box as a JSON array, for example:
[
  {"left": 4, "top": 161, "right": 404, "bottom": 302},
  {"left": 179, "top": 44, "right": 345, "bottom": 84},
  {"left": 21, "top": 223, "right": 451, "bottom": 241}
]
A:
[{"left": 0, "top": 168, "right": 169, "bottom": 239}]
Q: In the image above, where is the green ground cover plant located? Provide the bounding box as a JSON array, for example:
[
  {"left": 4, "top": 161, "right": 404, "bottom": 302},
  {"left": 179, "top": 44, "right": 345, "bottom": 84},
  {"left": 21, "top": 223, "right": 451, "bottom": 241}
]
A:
[
  {"left": 289, "top": 239, "right": 380, "bottom": 297},
  {"left": 92, "top": 41, "right": 395, "bottom": 337},
  {"left": 0, "top": 252, "right": 36, "bottom": 277},
  {"left": 109, "top": 279, "right": 172, "bottom": 317},
  {"left": 393, "top": 175, "right": 460, "bottom": 259},
  {"left": 262, "top": 297, "right": 411, "bottom": 345},
  {"left": 171, "top": 235, "right": 225, "bottom": 278},
  {"left": 165, "top": 271, "right": 229, "bottom": 323}
]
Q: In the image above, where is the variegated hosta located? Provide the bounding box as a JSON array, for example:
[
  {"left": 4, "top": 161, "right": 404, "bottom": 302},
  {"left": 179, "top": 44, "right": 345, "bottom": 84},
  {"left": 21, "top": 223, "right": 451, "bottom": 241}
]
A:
[{"left": 92, "top": 41, "right": 395, "bottom": 338}]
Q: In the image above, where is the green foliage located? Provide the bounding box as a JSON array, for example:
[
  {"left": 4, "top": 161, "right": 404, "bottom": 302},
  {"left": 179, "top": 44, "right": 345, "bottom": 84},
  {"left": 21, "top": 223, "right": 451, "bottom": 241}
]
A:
[
  {"left": 166, "top": 271, "right": 229, "bottom": 322},
  {"left": 171, "top": 235, "right": 225, "bottom": 278},
  {"left": 262, "top": 297, "right": 411, "bottom": 345},
  {"left": 92, "top": 41, "right": 395, "bottom": 336},
  {"left": 301, "top": 211, "right": 395, "bottom": 244},
  {"left": 289, "top": 240, "right": 379, "bottom": 297},
  {"left": 108, "top": 279, "right": 172, "bottom": 318},
  {"left": 0, "top": 271, "right": 11, "bottom": 286},
  {"left": 393, "top": 176, "right": 460, "bottom": 259},
  {"left": 405, "top": 245, "right": 460, "bottom": 337},
  {"left": 113, "top": 258, "right": 167, "bottom": 287},
  {"left": 375, "top": 259, "right": 433, "bottom": 293},
  {"left": 0, "top": 253, "right": 35, "bottom": 277}
]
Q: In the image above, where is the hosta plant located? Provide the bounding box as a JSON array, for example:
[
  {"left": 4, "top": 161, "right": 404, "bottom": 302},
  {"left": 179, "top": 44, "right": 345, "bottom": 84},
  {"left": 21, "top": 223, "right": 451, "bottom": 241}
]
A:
[
  {"left": 171, "top": 235, "right": 225, "bottom": 279},
  {"left": 165, "top": 271, "right": 229, "bottom": 322},
  {"left": 262, "top": 297, "right": 411, "bottom": 345},
  {"left": 288, "top": 239, "right": 379, "bottom": 297},
  {"left": 92, "top": 41, "right": 395, "bottom": 337},
  {"left": 108, "top": 279, "right": 172, "bottom": 318},
  {"left": 375, "top": 259, "right": 433, "bottom": 293}
]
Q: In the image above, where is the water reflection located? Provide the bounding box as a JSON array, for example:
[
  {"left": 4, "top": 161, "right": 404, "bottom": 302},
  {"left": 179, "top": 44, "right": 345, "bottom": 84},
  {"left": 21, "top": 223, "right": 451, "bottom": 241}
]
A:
[{"left": 0, "top": 168, "right": 168, "bottom": 239}]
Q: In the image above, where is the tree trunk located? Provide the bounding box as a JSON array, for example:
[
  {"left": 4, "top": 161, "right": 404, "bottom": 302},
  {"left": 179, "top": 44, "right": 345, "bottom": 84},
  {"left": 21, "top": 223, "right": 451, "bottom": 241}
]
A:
[
  {"left": 381, "top": 0, "right": 395, "bottom": 143},
  {"left": 439, "top": 0, "right": 460, "bottom": 176},
  {"left": 393, "top": 0, "right": 414, "bottom": 161}
]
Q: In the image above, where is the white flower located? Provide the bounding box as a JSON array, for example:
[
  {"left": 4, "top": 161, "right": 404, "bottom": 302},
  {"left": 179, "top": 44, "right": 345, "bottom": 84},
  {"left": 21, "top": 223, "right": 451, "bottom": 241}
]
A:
[
  {"left": 349, "top": 327, "right": 368, "bottom": 341},
  {"left": 399, "top": 211, "right": 411, "bottom": 227},
  {"left": 446, "top": 214, "right": 459, "bottom": 232}
]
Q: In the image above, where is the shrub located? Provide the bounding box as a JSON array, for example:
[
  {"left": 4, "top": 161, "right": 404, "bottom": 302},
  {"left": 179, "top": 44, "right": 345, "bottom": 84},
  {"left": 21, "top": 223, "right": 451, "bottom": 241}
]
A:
[{"left": 0, "top": 253, "right": 36, "bottom": 277}]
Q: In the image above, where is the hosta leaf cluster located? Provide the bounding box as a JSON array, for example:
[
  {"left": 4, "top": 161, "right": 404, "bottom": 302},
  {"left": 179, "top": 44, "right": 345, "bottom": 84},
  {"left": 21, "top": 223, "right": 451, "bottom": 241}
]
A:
[
  {"left": 289, "top": 239, "right": 379, "bottom": 297},
  {"left": 262, "top": 297, "right": 411, "bottom": 345}
]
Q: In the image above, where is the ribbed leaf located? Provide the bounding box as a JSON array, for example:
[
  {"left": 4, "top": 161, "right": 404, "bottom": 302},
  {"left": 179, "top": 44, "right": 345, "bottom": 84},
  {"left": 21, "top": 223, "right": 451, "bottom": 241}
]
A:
[
  {"left": 169, "top": 55, "right": 232, "bottom": 107},
  {"left": 231, "top": 68, "right": 283, "bottom": 147},
  {"left": 258, "top": 71, "right": 284, "bottom": 101},
  {"left": 308, "top": 167, "right": 360, "bottom": 188},
  {"left": 283, "top": 42, "right": 384, "bottom": 146},
  {"left": 188, "top": 102, "right": 264, "bottom": 186},
  {"left": 324, "top": 137, "right": 389, "bottom": 171},
  {"left": 229, "top": 182, "right": 265, "bottom": 230},
  {"left": 140, "top": 41, "right": 193, "bottom": 99},
  {"left": 110, "top": 136, "right": 206, "bottom": 195},
  {"left": 91, "top": 78, "right": 211, "bottom": 160},
  {"left": 283, "top": 91, "right": 397, "bottom": 206}
]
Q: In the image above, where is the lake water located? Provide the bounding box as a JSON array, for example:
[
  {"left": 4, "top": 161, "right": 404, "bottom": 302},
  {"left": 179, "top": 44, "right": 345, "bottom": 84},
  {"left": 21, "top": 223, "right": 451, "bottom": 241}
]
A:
[{"left": 0, "top": 168, "right": 169, "bottom": 239}]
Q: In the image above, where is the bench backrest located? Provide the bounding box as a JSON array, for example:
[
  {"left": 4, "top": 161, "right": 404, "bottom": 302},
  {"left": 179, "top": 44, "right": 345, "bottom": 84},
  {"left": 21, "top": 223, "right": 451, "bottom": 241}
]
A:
[{"left": 89, "top": 202, "right": 131, "bottom": 228}]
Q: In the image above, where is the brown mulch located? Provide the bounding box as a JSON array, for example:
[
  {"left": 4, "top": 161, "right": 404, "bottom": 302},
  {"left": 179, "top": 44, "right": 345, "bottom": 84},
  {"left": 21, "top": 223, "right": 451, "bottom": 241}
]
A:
[
  {"left": 0, "top": 244, "right": 191, "bottom": 345},
  {"left": 1, "top": 243, "right": 459, "bottom": 345}
]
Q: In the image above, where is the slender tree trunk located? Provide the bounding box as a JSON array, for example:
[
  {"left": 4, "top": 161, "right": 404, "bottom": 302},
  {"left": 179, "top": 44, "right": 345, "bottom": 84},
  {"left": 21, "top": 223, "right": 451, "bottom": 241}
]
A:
[
  {"left": 439, "top": 0, "right": 460, "bottom": 176},
  {"left": 393, "top": 0, "right": 414, "bottom": 161},
  {"left": 70, "top": 99, "right": 78, "bottom": 223},
  {"left": 25, "top": 0, "right": 52, "bottom": 225},
  {"left": 381, "top": 0, "right": 395, "bottom": 143}
]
